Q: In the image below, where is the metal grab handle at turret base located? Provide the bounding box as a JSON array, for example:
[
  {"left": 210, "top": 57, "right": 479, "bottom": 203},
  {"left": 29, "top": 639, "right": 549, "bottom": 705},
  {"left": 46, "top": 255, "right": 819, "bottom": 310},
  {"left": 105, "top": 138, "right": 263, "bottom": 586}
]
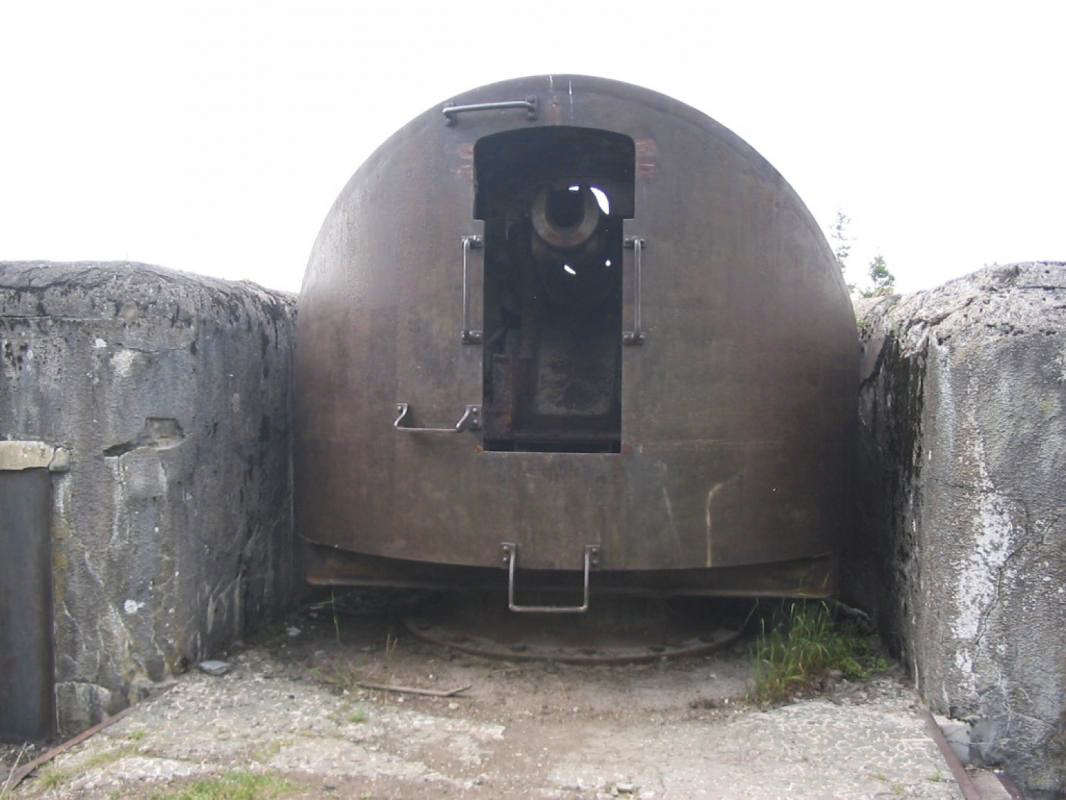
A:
[
  {"left": 500, "top": 543, "right": 600, "bottom": 614},
  {"left": 460, "top": 235, "right": 483, "bottom": 344},
  {"left": 623, "top": 236, "right": 646, "bottom": 345},
  {"left": 394, "top": 403, "right": 481, "bottom": 433},
  {"left": 442, "top": 97, "right": 538, "bottom": 126}
]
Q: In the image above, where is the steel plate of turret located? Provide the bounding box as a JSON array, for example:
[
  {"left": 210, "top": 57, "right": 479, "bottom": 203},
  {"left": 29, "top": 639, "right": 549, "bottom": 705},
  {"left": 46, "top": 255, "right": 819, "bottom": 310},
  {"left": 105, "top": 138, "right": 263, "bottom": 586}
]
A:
[{"left": 295, "top": 75, "right": 857, "bottom": 602}]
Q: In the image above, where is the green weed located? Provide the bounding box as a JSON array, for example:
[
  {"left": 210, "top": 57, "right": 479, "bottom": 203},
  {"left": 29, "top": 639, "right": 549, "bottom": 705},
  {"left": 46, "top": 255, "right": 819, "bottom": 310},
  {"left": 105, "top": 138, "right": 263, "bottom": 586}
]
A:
[
  {"left": 33, "top": 745, "right": 134, "bottom": 791},
  {"left": 750, "top": 601, "right": 889, "bottom": 705},
  {"left": 148, "top": 771, "right": 293, "bottom": 800},
  {"left": 330, "top": 590, "right": 341, "bottom": 645},
  {"left": 384, "top": 630, "right": 398, "bottom": 660},
  {"left": 36, "top": 768, "right": 67, "bottom": 792},
  {"left": 314, "top": 657, "right": 363, "bottom": 695},
  {"left": 250, "top": 739, "right": 291, "bottom": 765}
]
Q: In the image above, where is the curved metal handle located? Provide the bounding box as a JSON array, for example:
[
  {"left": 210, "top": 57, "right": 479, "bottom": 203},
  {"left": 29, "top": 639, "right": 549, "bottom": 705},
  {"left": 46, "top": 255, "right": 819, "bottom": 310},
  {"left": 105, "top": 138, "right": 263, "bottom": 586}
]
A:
[
  {"left": 623, "top": 236, "right": 646, "bottom": 345},
  {"left": 443, "top": 97, "right": 538, "bottom": 126},
  {"left": 394, "top": 403, "right": 481, "bottom": 433},
  {"left": 501, "top": 543, "right": 600, "bottom": 614},
  {"left": 460, "top": 235, "right": 482, "bottom": 344}
]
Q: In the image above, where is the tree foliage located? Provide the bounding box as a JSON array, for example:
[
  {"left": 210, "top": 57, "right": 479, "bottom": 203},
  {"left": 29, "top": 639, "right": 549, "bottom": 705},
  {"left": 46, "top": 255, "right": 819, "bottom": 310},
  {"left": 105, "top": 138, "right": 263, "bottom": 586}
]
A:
[
  {"left": 830, "top": 211, "right": 851, "bottom": 271},
  {"left": 861, "top": 254, "right": 895, "bottom": 298},
  {"left": 829, "top": 210, "right": 897, "bottom": 297}
]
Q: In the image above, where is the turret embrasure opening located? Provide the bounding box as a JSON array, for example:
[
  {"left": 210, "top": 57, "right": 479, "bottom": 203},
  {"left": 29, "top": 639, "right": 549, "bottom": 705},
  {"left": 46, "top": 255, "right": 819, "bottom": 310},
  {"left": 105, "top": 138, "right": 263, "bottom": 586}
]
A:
[{"left": 474, "top": 127, "right": 635, "bottom": 453}]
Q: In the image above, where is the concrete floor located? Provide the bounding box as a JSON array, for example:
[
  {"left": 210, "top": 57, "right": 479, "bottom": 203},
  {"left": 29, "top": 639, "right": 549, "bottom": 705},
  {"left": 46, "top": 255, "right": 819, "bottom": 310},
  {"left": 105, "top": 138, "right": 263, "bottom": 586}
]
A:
[{"left": 7, "top": 601, "right": 962, "bottom": 800}]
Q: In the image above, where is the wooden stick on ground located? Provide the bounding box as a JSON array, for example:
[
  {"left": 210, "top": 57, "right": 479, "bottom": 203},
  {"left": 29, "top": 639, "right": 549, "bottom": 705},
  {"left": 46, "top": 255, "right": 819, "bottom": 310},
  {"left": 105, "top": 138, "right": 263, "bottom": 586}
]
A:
[
  {"left": 0, "top": 743, "right": 29, "bottom": 796},
  {"left": 357, "top": 682, "right": 472, "bottom": 698}
]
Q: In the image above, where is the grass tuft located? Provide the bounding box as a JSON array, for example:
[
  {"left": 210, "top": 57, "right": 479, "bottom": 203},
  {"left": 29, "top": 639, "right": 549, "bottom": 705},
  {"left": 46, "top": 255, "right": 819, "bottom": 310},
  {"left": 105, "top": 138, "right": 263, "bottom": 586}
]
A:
[
  {"left": 750, "top": 600, "right": 889, "bottom": 705},
  {"left": 148, "top": 771, "right": 293, "bottom": 800},
  {"left": 331, "top": 590, "right": 342, "bottom": 644},
  {"left": 33, "top": 745, "right": 135, "bottom": 791},
  {"left": 36, "top": 768, "right": 67, "bottom": 792},
  {"left": 250, "top": 739, "right": 291, "bottom": 765},
  {"left": 314, "top": 657, "right": 363, "bottom": 695}
]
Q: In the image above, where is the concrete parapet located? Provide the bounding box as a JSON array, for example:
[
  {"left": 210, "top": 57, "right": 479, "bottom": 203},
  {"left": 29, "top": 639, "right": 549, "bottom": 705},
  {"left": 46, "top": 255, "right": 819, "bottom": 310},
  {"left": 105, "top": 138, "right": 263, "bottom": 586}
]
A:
[
  {"left": 849, "top": 263, "right": 1066, "bottom": 798},
  {"left": 0, "top": 261, "right": 296, "bottom": 736}
]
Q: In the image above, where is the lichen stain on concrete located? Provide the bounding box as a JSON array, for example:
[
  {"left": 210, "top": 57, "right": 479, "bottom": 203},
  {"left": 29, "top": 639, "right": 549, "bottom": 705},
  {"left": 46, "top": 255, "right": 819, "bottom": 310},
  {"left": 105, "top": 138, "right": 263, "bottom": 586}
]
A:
[
  {"left": 124, "top": 599, "right": 146, "bottom": 615},
  {"left": 951, "top": 400, "right": 1014, "bottom": 694},
  {"left": 110, "top": 348, "right": 138, "bottom": 378}
]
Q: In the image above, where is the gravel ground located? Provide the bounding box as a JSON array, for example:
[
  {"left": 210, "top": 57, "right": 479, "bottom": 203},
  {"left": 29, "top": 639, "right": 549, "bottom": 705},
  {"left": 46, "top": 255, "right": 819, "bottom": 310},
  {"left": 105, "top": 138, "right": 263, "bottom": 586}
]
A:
[{"left": 5, "top": 599, "right": 961, "bottom": 800}]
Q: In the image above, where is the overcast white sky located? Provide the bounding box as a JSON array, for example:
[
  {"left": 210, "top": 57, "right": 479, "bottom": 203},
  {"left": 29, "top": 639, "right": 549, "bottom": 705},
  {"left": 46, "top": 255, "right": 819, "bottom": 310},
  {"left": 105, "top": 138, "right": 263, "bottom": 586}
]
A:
[{"left": 1, "top": 1, "right": 1063, "bottom": 294}]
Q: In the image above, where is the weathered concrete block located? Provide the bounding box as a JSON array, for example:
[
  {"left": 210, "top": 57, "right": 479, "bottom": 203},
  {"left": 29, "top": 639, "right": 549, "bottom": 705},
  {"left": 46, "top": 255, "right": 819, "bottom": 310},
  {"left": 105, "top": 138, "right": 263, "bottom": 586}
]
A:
[
  {"left": 0, "top": 261, "right": 296, "bottom": 735},
  {"left": 848, "top": 263, "right": 1066, "bottom": 798}
]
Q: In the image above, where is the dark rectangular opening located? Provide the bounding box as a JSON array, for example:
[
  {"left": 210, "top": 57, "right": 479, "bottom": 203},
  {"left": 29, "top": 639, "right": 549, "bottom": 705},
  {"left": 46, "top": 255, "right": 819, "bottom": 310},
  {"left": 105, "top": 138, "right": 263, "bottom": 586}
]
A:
[
  {"left": 0, "top": 469, "right": 56, "bottom": 742},
  {"left": 474, "top": 127, "right": 635, "bottom": 453}
]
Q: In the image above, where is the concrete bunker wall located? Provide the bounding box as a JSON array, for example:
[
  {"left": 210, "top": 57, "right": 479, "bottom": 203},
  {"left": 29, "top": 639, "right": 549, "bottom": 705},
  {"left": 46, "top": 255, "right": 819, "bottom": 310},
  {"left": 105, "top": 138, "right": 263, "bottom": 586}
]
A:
[
  {"left": 0, "top": 261, "right": 296, "bottom": 735},
  {"left": 848, "top": 263, "right": 1066, "bottom": 798}
]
